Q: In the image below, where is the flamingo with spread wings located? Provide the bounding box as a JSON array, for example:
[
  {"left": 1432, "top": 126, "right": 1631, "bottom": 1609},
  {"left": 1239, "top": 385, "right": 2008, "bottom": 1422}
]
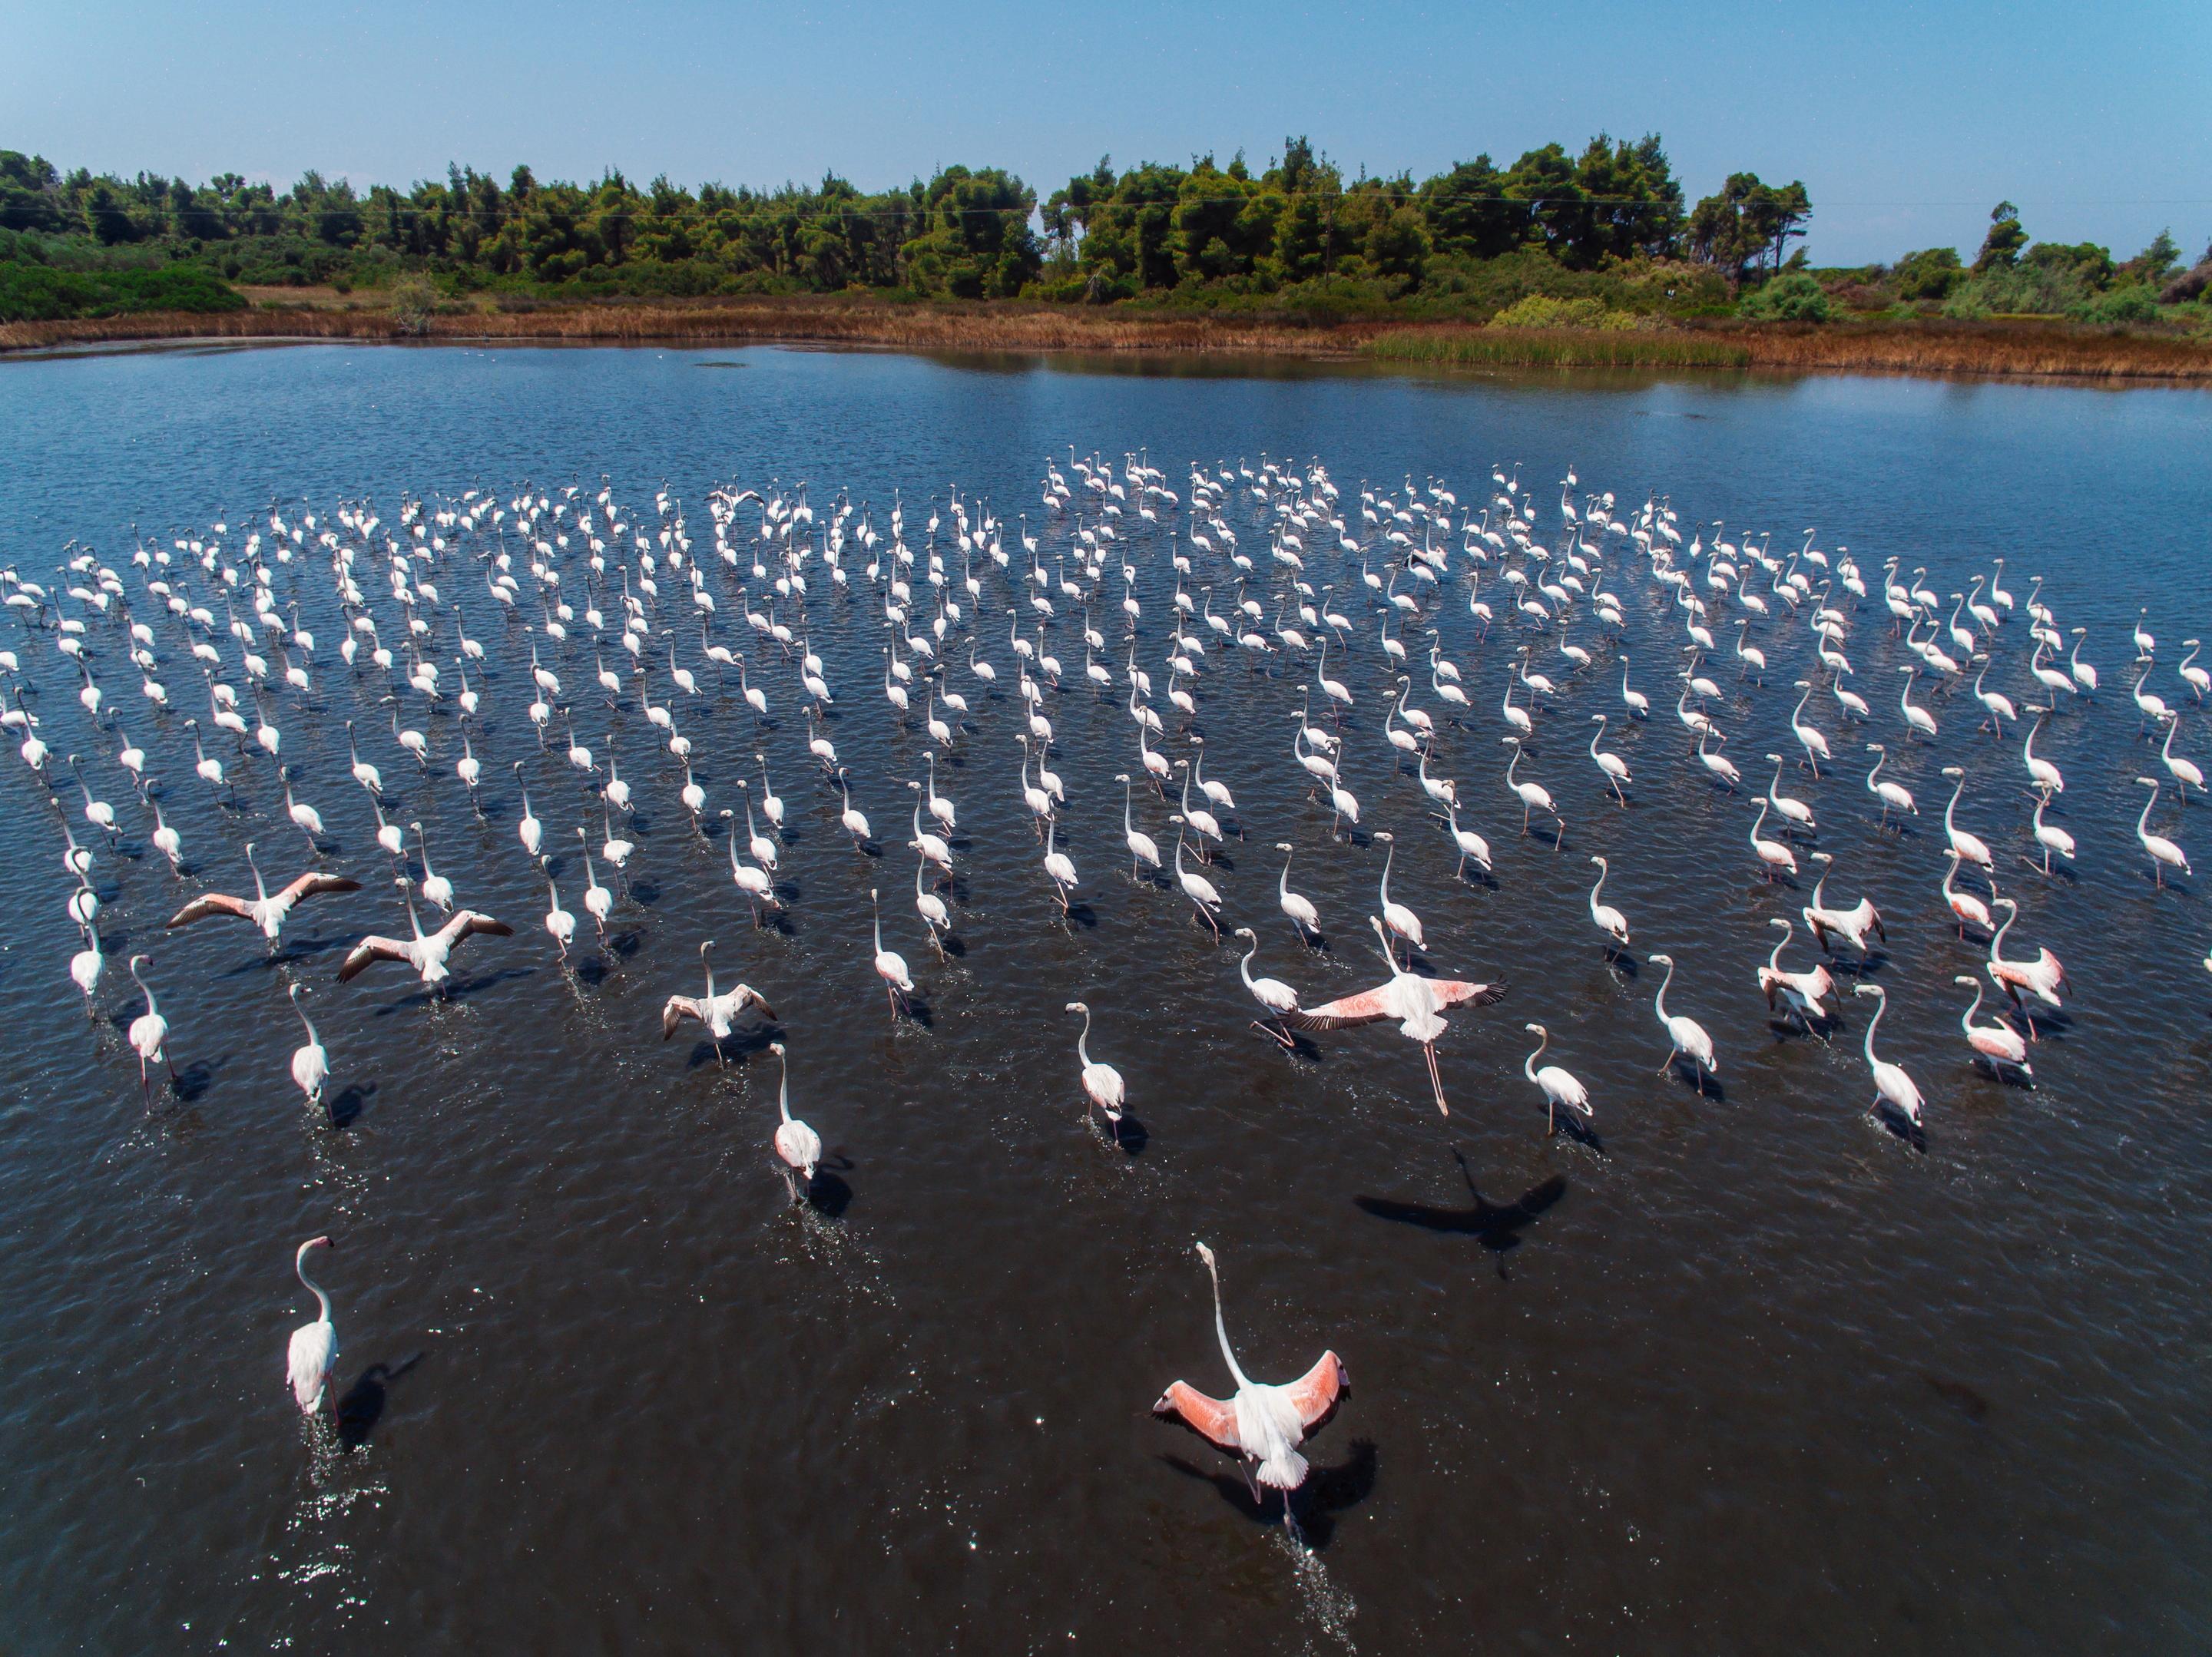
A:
[
  {"left": 166, "top": 842, "right": 360, "bottom": 951},
  {"left": 1290, "top": 915, "right": 1504, "bottom": 1114},
  {"left": 1153, "top": 1242, "right": 1347, "bottom": 1521},
  {"left": 337, "top": 880, "right": 512, "bottom": 989}
]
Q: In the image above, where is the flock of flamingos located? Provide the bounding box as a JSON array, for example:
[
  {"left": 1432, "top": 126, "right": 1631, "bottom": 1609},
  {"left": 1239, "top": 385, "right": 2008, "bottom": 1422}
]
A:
[{"left": 8, "top": 443, "right": 2200, "bottom": 1531}]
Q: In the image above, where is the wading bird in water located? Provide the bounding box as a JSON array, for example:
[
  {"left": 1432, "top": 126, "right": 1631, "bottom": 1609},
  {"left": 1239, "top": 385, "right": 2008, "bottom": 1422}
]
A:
[
  {"left": 1290, "top": 916, "right": 1504, "bottom": 1115},
  {"left": 768, "top": 1040, "right": 820, "bottom": 1199},
  {"left": 1153, "top": 1241, "right": 1347, "bottom": 1526},
  {"left": 286, "top": 1235, "right": 338, "bottom": 1414},
  {"left": 1065, "top": 1000, "right": 1126, "bottom": 1130}
]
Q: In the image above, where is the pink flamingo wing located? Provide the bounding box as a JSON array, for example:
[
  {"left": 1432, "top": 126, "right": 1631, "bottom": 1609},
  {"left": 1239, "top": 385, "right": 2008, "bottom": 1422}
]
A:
[
  {"left": 1430, "top": 977, "right": 1506, "bottom": 1010},
  {"left": 1289, "top": 985, "right": 1395, "bottom": 1030},
  {"left": 1285, "top": 1351, "right": 1349, "bottom": 1430},
  {"left": 1153, "top": 1381, "right": 1241, "bottom": 1452}
]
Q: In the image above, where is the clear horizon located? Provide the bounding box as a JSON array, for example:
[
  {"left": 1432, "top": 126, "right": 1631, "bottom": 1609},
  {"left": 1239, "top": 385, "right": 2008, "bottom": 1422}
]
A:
[{"left": 8, "top": 0, "right": 2208, "bottom": 268}]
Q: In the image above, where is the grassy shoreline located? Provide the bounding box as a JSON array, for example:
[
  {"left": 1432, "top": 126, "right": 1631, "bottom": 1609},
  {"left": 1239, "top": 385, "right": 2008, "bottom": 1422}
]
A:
[{"left": 5, "top": 296, "right": 2209, "bottom": 382}]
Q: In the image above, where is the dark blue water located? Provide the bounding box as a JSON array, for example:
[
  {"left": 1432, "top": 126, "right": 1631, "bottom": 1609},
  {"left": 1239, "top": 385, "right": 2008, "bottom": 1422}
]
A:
[{"left": 2, "top": 342, "right": 2208, "bottom": 1654}]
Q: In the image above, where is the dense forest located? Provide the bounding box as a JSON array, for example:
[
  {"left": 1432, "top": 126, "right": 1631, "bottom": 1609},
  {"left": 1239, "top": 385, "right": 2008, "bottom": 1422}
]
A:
[{"left": 1, "top": 138, "right": 2205, "bottom": 331}]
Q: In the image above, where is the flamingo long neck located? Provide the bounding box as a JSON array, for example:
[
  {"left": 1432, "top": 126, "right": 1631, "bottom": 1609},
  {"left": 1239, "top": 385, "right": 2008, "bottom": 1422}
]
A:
[
  {"left": 1767, "top": 930, "right": 1787, "bottom": 973},
  {"left": 131, "top": 962, "right": 157, "bottom": 1016},
  {"left": 1793, "top": 683, "right": 1811, "bottom": 722},
  {"left": 1525, "top": 1030, "right": 1547, "bottom": 1083},
  {"left": 1654, "top": 957, "right": 1674, "bottom": 1020},
  {"left": 1122, "top": 781, "right": 1135, "bottom": 836},
  {"left": 1990, "top": 905, "right": 2016, "bottom": 962},
  {"left": 1204, "top": 1258, "right": 1252, "bottom": 1390},
  {"left": 2163, "top": 719, "right": 2177, "bottom": 760},
  {"left": 2139, "top": 786, "right": 2159, "bottom": 837},
  {"left": 777, "top": 1056, "right": 792, "bottom": 1125},
  {"left": 1591, "top": 860, "right": 1607, "bottom": 905},
  {"left": 296, "top": 1248, "right": 332, "bottom": 1325},
  {"left": 1278, "top": 852, "right": 1293, "bottom": 898},
  {"left": 1379, "top": 842, "right": 1395, "bottom": 906},
  {"left": 247, "top": 849, "right": 268, "bottom": 903},
  {"left": 1863, "top": 992, "right": 1885, "bottom": 1066},
  {"left": 296, "top": 997, "right": 320, "bottom": 1047},
  {"left": 1237, "top": 940, "right": 1260, "bottom": 992},
  {"left": 1962, "top": 981, "right": 1985, "bottom": 1029},
  {"left": 872, "top": 901, "right": 886, "bottom": 955},
  {"left": 702, "top": 954, "right": 717, "bottom": 1002},
  {"left": 1075, "top": 1007, "right": 1093, "bottom": 1069}
]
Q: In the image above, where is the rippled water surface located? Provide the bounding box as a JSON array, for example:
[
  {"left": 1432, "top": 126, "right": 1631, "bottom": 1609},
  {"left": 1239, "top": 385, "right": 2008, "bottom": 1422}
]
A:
[{"left": 2, "top": 344, "right": 2210, "bottom": 1654}]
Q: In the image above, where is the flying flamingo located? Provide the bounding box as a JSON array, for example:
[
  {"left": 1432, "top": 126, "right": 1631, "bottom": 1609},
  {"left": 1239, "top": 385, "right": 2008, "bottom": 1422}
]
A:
[
  {"left": 286, "top": 1235, "right": 339, "bottom": 1414},
  {"left": 165, "top": 843, "right": 361, "bottom": 953},
  {"left": 659, "top": 940, "right": 775, "bottom": 1063},
  {"left": 1151, "top": 1242, "right": 1346, "bottom": 1523},
  {"left": 1065, "top": 1000, "right": 1125, "bottom": 1129},
  {"left": 336, "top": 880, "right": 512, "bottom": 990},
  {"left": 1520, "top": 1023, "right": 1591, "bottom": 1135},
  {"left": 1290, "top": 916, "right": 1504, "bottom": 1115}
]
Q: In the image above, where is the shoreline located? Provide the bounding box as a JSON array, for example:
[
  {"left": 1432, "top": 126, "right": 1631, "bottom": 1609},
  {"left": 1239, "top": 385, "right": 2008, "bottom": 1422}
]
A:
[{"left": 5, "top": 298, "right": 2209, "bottom": 383}]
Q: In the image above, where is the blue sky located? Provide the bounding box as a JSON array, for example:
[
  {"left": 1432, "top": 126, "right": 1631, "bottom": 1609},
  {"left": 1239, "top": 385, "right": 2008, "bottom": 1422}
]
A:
[{"left": 8, "top": 0, "right": 2207, "bottom": 266}]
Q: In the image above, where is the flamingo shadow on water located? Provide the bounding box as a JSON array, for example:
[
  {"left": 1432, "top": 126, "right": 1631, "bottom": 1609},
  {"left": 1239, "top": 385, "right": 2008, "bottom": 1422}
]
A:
[
  {"left": 681, "top": 1026, "right": 780, "bottom": 1072},
  {"left": 323, "top": 1079, "right": 376, "bottom": 1129},
  {"left": 379, "top": 966, "right": 538, "bottom": 1010},
  {"left": 336, "top": 1351, "right": 426, "bottom": 1452},
  {"left": 1356, "top": 1153, "right": 1571, "bottom": 1278},
  {"left": 1157, "top": 1437, "right": 1379, "bottom": 1549},
  {"left": 795, "top": 1153, "right": 855, "bottom": 1216}
]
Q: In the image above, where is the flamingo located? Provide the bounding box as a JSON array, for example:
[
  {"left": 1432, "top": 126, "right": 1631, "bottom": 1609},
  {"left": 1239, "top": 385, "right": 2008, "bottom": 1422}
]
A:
[
  {"left": 544, "top": 877, "right": 575, "bottom": 958},
  {"left": 767, "top": 1041, "right": 821, "bottom": 1198},
  {"left": 1942, "top": 848, "right": 1995, "bottom": 936},
  {"left": 660, "top": 941, "right": 775, "bottom": 1063},
  {"left": 286, "top": 1236, "right": 339, "bottom": 1414},
  {"left": 1588, "top": 714, "right": 1631, "bottom": 805},
  {"left": 1789, "top": 680, "right": 1830, "bottom": 775},
  {"left": 1290, "top": 916, "right": 1504, "bottom": 1115},
  {"left": 1757, "top": 918, "right": 1833, "bottom": 1028},
  {"left": 1233, "top": 927, "right": 1301, "bottom": 1048},
  {"left": 1749, "top": 798, "right": 1797, "bottom": 880},
  {"left": 286, "top": 984, "right": 329, "bottom": 1112},
  {"left": 756, "top": 752, "right": 786, "bottom": 829},
  {"left": 1955, "top": 975, "right": 2032, "bottom": 1082},
  {"left": 1171, "top": 816, "right": 1224, "bottom": 939},
  {"left": 1853, "top": 983, "right": 1924, "bottom": 1130},
  {"left": 125, "top": 953, "right": 174, "bottom": 1100},
  {"left": 1898, "top": 666, "right": 1937, "bottom": 740},
  {"left": 1648, "top": 952, "right": 1718, "bottom": 1091},
  {"left": 2022, "top": 707, "right": 2065, "bottom": 795},
  {"left": 1152, "top": 1242, "right": 1346, "bottom": 1522},
  {"left": 1275, "top": 842, "right": 1323, "bottom": 940},
  {"left": 1864, "top": 744, "right": 1917, "bottom": 830},
  {"left": 69, "top": 925, "right": 102, "bottom": 1017},
  {"left": 1503, "top": 736, "right": 1561, "bottom": 840},
  {"left": 2161, "top": 716, "right": 2204, "bottom": 798},
  {"left": 1065, "top": 1000, "right": 1125, "bottom": 1128},
  {"left": 913, "top": 852, "right": 952, "bottom": 955},
  {"left": 2068, "top": 627, "right": 2098, "bottom": 692},
  {"left": 1619, "top": 654, "right": 1649, "bottom": 716},
  {"left": 1801, "top": 852, "right": 1886, "bottom": 955},
  {"left": 1117, "top": 772, "right": 1161, "bottom": 879},
  {"left": 164, "top": 843, "right": 361, "bottom": 953},
  {"left": 1986, "top": 897, "right": 2065, "bottom": 1035},
  {"left": 1764, "top": 752, "right": 1814, "bottom": 832},
  {"left": 837, "top": 769, "right": 873, "bottom": 849},
  {"left": 336, "top": 880, "right": 512, "bottom": 989},
  {"left": 1586, "top": 855, "right": 1630, "bottom": 949},
  {"left": 2134, "top": 776, "right": 2189, "bottom": 886},
  {"left": 1521, "top": 1023, "right": 1591, "bottom": 1135},
  {"left": 513, "top": 764, "right": 545, "bottom": 859},
  {"left": 1041, "top": 816, "right": 1078, "bottom": 912},
  {"left": 1941, "top": 769, "right": 1994, "bottom": 869},
  {"left": 719, "top": 811, "right": 779, "bottom": 923},
  {"left": 1375, "top": 832, "right": 1424, "bottom": 960},
  {"left": 2028, "top": 794, "right": 2075, "bottom": 875},
  {"left": 1695, "top": 726, "right": 1740, "bottom": 791},
  {"left": 869, "top": 887, "right": 915, "bottom": 1017},
  {"left": 1442, "top": 801, "right": 1492, "bottom": 879}
]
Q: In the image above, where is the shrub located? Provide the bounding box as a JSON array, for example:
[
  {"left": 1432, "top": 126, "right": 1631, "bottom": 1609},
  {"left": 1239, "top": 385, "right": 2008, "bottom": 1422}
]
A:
[
  {"left": 0, "top": 262, "right": 244, "bottom": 322},
  {"left": 387, "top": 275, "right": 439, "bottom": 335},
  {"left": 1737, "top": 272, "right": 1832, "bottom": 322},
  {"left": 1488, "top": 293, "right": 1650, "bottom": 330},
  {"left": 1892, "top": 246, "right": 1964, "bottom": 301},
  {"left": 2068, "top": 285, "right": 2161, "bottom": 326}
]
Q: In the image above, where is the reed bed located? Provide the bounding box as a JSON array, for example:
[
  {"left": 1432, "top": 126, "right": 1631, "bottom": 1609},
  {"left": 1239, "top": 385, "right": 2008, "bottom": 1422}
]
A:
[
  {"left": 1364, "top": 328, "right": 1752, "bottom": 369},
  {"left": 7, "top": 299, "right": 2208, "bottom": 382}
]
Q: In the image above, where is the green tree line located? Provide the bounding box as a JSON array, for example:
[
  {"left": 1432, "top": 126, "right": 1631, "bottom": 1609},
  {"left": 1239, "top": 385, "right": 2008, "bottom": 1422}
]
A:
[{"left": 2, "top": 141, "right": 2204, "bottom": 330}]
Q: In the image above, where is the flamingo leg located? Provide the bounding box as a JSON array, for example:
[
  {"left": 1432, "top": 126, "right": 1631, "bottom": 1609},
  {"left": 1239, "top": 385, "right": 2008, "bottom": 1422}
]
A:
[{"left": 1425, "top": 1043, "right": 1449, "bottom": 1116}]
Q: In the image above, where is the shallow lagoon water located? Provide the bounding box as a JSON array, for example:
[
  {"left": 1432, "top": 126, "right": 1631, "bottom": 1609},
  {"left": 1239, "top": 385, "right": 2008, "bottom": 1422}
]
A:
[{"left": 2, "top": 343, "right": 2209, "bottom": 1653}]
